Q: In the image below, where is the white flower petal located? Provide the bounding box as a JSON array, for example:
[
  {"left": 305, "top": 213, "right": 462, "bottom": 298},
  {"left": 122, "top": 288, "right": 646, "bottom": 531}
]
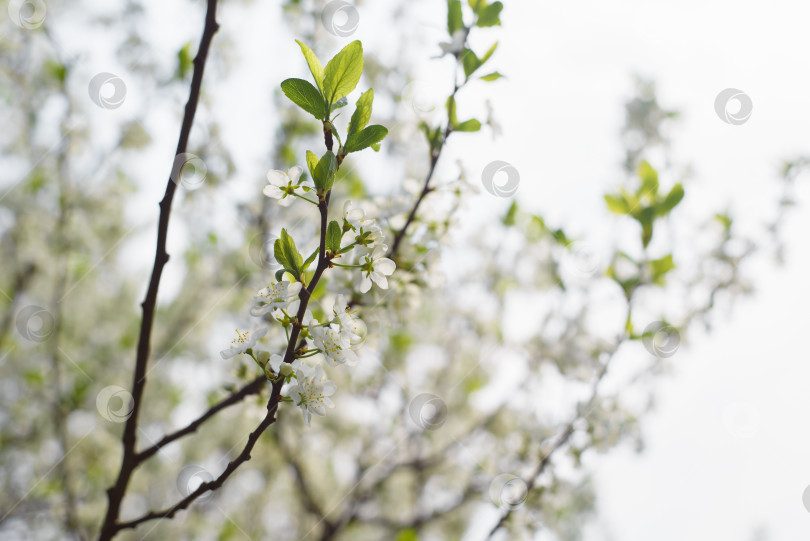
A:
[
  {"left": 266, "top": 170, "right": 288, "bottom": 186},
  {"left": 375, "top": 258, "right": 396, "bottom": 275}
]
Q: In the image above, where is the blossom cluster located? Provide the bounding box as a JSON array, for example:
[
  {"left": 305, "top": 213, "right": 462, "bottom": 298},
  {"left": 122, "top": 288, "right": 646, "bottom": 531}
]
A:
[{"left": 219, "top": 165, "right": 396, "bottom": 425}]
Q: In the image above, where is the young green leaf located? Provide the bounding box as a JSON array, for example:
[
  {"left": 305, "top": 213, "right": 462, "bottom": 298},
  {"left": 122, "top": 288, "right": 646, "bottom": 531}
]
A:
[
  {"left": 468, "top": 0, "right": 486, "bottom": 13},
  {"left": 604, "top": 194, "right": 630, "bottom": 214},
  {"left": 274, "top": 229, "right": 304, "bottom": 280},
  {"left": 476, "top": 1, "right": 503, "bottom": 26},
  {"left": 177, "top": 42, "right": 193, "bottom": 79},
  {"left": 295, "top": 40, "right": 324, "bottom": 92},
  {"left": 302, "top": 249, "right": 318, "bottom": 272},
  {"left": 313, "top": 151, "right": 338, "bottom": 192},
  {"left": 480, "top": 42, "right": 498, "bottom": 64},
  {"left": 480, "top": 71, "right": 503, "bottom": 81},
  {"left": 658, "top": 183, "right": 685, "bottom": 215},
  {"left": 348, "top": 89, "right": 374, "bottom": 137},
  {"left": 461, "top": 49, "right": 481, "bottom": 79},
  {"left": 638, "top": 160, "right": 659, "bottom": 197},
  {"left": 454, "top": 119, "right": 481, "bottom": 132},
  {"left": 448, "top": 0, "right": 464, "bottom": 34},
  {"left": 326, "top": 220, "right": 343, "bottom": 253},
  {"left": 649, "top": 254, "right": 675, "bottom": 284},
  {"left": 323, "top": 41, "right": 364, "bottom": 106},
  {"left": 447, "top": 96, "right": 459, "bottom": 126},
  {"left": 343, "top": 125, "right": 388, "bottom": 154},
  {"left": 306, "top": 150, "right": 319, "bottom": 182},
  {"left": 280, "top": 78, "right": 326, "bottom": 120},
  {"left": 332, "top": 96, "right": 349, "bottom": 110}
]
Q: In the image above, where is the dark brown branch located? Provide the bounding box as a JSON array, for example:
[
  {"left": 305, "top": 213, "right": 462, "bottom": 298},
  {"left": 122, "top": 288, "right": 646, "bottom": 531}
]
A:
[
  {"left": 115, "top": 400, "right": 279, "bottom": 532},
  {"left": 97, "top": 2, "right": 220, "bottom": 539},
  {"left": 135, "top": 375, "right": 265, "bottom": 463}
]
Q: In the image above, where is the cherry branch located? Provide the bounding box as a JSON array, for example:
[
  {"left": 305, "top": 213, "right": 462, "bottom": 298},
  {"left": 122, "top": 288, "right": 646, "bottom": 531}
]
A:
[{"left": 97, "top": 1, "right": 220, "bottom": 539}]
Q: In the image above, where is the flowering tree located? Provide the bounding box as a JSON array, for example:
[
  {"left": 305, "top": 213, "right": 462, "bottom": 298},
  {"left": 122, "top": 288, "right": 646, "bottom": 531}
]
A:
[{"left": 0, "top": 0, "right": 797, "bottom": 540}]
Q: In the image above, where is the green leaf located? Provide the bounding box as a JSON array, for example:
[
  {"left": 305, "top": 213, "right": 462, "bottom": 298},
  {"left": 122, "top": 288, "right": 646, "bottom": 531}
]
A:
[
  {"left": 344, "top": 125, "right": 388, "bottom": 154},
  {"left": 295, "top": 40, "right": 324, "bottom": 92},
  {"left": 480, "top": 41, "right": 498, "bottom": 64},
  {"left": 326, "top": 221, "right": 343, "bottom": 253},
  {"left": 348, "top": 89, "right": 373, "bottom": 137},
  {"left": 306, "top": 151, "right": 319, "bottom": 181},
  {"left": 447, "top": 96, "right": 458, "bottom": 126},
  {"left": 658, "top": 183, "right": 684, "bottom": 215},
  {"left": 502, "top": 200, "right": 518, "bottom": 226},
  {"left": 177, "top": 42, "right": 193, "bottom": 79},
  {"left": 476, "top": 1, "right": 503, "bottom": 26},
  {"left": 649, "top": 254, "right": 675, "bottom": 284},
  {"left": 461, "top": 49, "right": 481, "bottom": 79},
  {"left": 448, "top": 0, "right": 464, "bottom": 34},
  {"left": 604, "top": 194, "right": 630, "bottom": 214},
  {"left": 480, "top": 71, "right": 503, "bottom": 81},
  {"left": 313, "top": 151, "right": 337, "bottom": 192},
  {"left": 274, "top": 229, "right": 304, "bottom": 280},
  {"left": 371, "top": 143, "right": 382, "bottom": 152},
  {"left": 302, "top": 249, "right": 318, "bottom": 272},
  {"left": 638, "top": 160, "right": 659, "bottom": 197},
  {"left": 468, "top": 0, "right": 486, "bottom": 13},
  {"left": 638, "top": 207, "right": 656, "bottom": 248},
  {"left": 454, "top": 119, "right": 481, "bottom": 132},
  {"left": 396, "top": 528, "right": 420, "bottom": 541},
  {"left": 323, "top": 41, "right": 364, "bottom": 106},
  {"left": 274, "top": 269, "right": 286, "bottom": 282},
  {"left": 280, "top": 78, "right": 325, "bottom": 120}
]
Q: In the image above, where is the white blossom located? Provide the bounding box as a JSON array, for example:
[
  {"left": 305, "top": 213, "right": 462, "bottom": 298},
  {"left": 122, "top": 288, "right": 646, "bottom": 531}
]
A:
[
  {"left": 359, "top": 245, "right": 396, "bottom": 293},
  {"left": 288, "top": 366, "right": 336, "bottom": 426},
  {"left": 251, "top": 281, "right": 302, "bottom": 316},
  {"left": 263, "top": 166, "right": 313, "bottom": 206},
  {"left": 333, "top": 294, "right": 366, "bottom": 344},
  {"left": 220, "top": 326, "right": 268, "bottom": 359},
  {"left": 342, "top": 200, "right": 375, "bottom": 230},
  {"left": 310, "top": 322, "right": 359, "bottom": 366}
]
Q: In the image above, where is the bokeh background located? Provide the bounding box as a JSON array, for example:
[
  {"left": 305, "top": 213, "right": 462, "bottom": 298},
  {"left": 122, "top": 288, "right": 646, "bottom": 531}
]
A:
[{"left": 2, "top": 0, "right": 809, "bottom": 540}]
